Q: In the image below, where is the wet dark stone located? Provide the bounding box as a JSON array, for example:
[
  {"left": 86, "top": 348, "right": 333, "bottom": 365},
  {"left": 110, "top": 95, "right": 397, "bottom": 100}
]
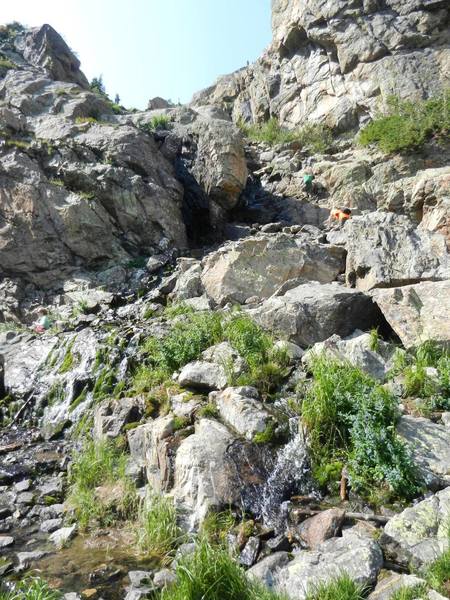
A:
[{"left": 239, "top": 536, "right": 260, "bottom": 567}]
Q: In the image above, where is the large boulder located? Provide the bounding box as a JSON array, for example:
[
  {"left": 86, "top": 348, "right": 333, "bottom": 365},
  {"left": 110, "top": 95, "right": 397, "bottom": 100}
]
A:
[
  {"left": 345, "top": 213, "right": 450, "bottom": 291},
  {"left": 397, "top": 416, "right": 450, "bottom": 490},
  {"left": 249, "top": 282, "right": 382, "bottom": 347},
  {"left": 201, "top": 234, "right": 346, "bottom": 305},
  {"left": 302, "top": 330, "right": 397, "bottom": 380},
  {"left": 275, "top": 530, "right": 383, "bottom": 599},
  {"left": 172, "top": 419, "right": 268, "bottom": 528},
  {"left": 372, "top": 280, "right": 450, "bottom": 348},
  {"left": 93, "top": 397, "right": 144, "bottom": 440},
  {"left": 210, "top": 387, "right": 273, "bottom": 441},
  {"left": 382, "top": 487, "right": 450, "bottom": 567},
  {"left": 191, "top": 117, "right": 248, "bottom": 211}
]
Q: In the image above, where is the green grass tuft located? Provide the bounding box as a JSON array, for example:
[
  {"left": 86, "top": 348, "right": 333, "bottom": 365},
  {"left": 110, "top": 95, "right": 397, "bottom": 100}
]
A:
[
  {"left": 161, "top": 538, "right": 288, "bottom": 600},
  {"left": 305, "top": 574, "right": 366, "bottom": 600},
  {"left": 0, "top": 577, "right": 62, "bottom": 600},
  {"left": 136, "top": 492, "right": 183, "bottom": 564},
  {"left": 390, "top": 583, "right": 428, "bottom": 600},
  {"left": 67, "top": 439, "right": 137, "bottom": 530},
  {"left": 425, "top": 548, "right": 450, "bottom": 596}
]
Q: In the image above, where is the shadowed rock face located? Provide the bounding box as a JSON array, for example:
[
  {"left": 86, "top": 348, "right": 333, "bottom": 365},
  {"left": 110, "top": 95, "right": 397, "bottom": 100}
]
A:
[{"left": 192, "top": 0, "right": 450, "bottom": 130}]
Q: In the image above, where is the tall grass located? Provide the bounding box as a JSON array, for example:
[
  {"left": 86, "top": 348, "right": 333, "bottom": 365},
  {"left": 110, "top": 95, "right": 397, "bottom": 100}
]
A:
[
  {"left": 0, "top": 578, "right": 62, "bottom": 600},
  {"left": 390, "top": 341, "right": 450, "bottom": 413},
  {"left": 359, "top": 91, "right": 449, "bottom": 153},
  {"left": 67, "top": 439, "right": 137, "bottom": 530},
  {"left": 390, "top": 584, "right": 428, "bottom": 600},
  {"left": 160, "top": 538, "right": 288, "bottom": 600},
  {"left": 425, "top": 548, "right": 450, "bottom": 596},
  {"left": 302, "top": 356, "right": 420, "bottom": 500},
  {"left": 305, "top": 574, "right": 366, "bottom": 600},
  {"left": 136, "top": 493, "right": 183, "bottom": 564}
]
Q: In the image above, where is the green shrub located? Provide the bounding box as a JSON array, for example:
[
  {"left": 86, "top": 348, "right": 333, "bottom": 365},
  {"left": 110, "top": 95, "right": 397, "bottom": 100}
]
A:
[
  {"left": 161, "top": 538, "right": 287, "bottom": 600},
  {"left": 136, "top": 492, "right": 183, "bottom": 563},
  {"left": 140, "top": 115, "right": 172, "bottom": 133},
  {"left": 359, "top": 91, "right": 450, "bottom": 153},
  {"left": 67, "top": 439, "right": 137, "bottom": 530},
  {"left": 58, "top": 339, "right": 76, "bottom": 373},
  {"left": 198, "top": 402, "right": 219, "bottom": 419},
  {"left": 303, "top": 356, "right": 420, "bottom": 500},
  {"left": 0, "top": 577, "right": 62, "bottom": 600},
  {"left": 305, "top": 574, "right": 366, "bottom": 600},
  {"left": 75, "top": 116, "right": 98, "bottom": 125},
  {"left": 0, "top": 22, "right": 25, "bottom": 44},
  {"left": 369, "top": 328, "right": 380, "bottom": 352}
]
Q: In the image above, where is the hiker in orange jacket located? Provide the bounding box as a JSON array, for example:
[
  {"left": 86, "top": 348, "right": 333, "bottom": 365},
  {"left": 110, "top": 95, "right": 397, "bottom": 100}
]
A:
[{"left": 330, "top": 208, "right": 352, "bottom": 223}]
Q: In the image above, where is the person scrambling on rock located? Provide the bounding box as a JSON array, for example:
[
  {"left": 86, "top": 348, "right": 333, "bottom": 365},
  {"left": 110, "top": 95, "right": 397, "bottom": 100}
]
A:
[
  {"left": 330, "top": 207, "right": 352, "bottom": 223},
  {"left": 34, "top": 308, "right": 51, "bottom": 334},
  {"left": 303, "top": 171, "right": 315, "bottom": 195}
]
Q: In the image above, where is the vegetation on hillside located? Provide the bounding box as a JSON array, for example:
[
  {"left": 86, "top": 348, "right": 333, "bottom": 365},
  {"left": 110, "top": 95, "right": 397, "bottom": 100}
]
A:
[
  {"left": 358, "top": 91, "right": 450, "bottom": 153},
  {"left": 239, "top": 117, "right": 333, "bottom": 153},
  {"left": 0, "top": 578, "right": 61, "bottom": 600},
  {"left": 302, "top": 356, "right": 420, "bottom": 501}
]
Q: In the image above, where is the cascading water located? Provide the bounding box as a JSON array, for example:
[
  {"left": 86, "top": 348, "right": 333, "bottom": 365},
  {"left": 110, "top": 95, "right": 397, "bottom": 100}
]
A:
[
  {"left": 256, "top": 418, "right": 314, "bottom": 530},
  {"left": 234, "top": 416, "right": 316, "bottom": 532}
]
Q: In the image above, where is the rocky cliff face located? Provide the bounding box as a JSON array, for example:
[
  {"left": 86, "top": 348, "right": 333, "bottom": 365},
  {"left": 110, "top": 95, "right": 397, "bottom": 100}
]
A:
[
  {"left": 0, "top": 8, "right": 450, "bottom": 600},
  {"left": 193, "top": 0, "right": 450, "bottom": 130}
]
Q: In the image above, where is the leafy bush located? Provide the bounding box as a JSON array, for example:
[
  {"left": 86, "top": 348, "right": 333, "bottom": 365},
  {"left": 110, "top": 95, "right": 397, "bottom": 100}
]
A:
[
  {"left": 0, "top": 22, "right": 25, "bottom": 44},
  {"left": 240, "top": 118, "right": 332, "bottom": 152},
  {"left": 302, "top": 356, "right": 420, "bottom": 500},
  {"left": 359, "top": 91, "right": 450, "bottom": 153},
  {"left": 305, "top": 574, "right": 366, "bottom": 600},
  {"left": 161, "top": 538, "right": 288, "bottom": 600},
  {"left": 67, "top": 439, "right": 137, "bottom": 529},
  {"left": 136, "top": 492, "right": 183, "bottom": 563}
]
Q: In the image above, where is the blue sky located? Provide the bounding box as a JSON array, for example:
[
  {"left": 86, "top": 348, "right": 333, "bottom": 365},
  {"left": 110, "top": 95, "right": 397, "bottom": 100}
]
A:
[{"left": 1, "top": 0, "right": 272, "bottom": 109}]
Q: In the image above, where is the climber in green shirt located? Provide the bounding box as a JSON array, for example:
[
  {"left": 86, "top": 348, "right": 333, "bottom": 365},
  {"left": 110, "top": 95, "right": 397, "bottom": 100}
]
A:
[
  {"left": 303, "top": 172, "right": 315, "bottom": 195},
  {"left": 34, "top": 308, "right": 51, "bottom": 334}
]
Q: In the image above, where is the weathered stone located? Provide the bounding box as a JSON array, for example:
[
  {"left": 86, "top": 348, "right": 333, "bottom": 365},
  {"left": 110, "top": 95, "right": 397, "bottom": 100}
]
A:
[
  {"left": 383, "top": 487, "right": 450, "bottom": 567},
  {"left": 0, "top": 535, "right": 14, "bottom": 548},
  {"left": 302, "top": 330, "right": 397, "bottom": 380},
  {"left": 127, "top": 415, "right": 176, "bottom": 493},
  {"left": 49, "top": 524, "right": 77, "bottom": 549},
  {"left": 345, "top": 213, "right": 450, "bottom": 290},
  {"left": 201, "top": 234, "right": 345, "bottom": 305},
  {"left": 178, "top": 361, "right": 228, "bottom": 391},
  {"left": 173, "top": 419, "right": 267, "bottom": 528},
  {"left": 275, "top": 532, "right": 383, "bottom": 599},
  {"left": 247, "top": 552, "right": 290, "bottom": 589},
  {"left": 93, "top": 397, "right": 144, "bottom": 440},
  {"left": 294, "top": 508, "right": 345, "bottom": 550},
  {"left": 368, "top": 572, "right": 428, "bottom": 600},
  {"left": 16, "top": 550, "right": 49, "bottom": 570},
  {"left": 239, "top": 536, "right": 261, "bottom": 567},
  {"left": 40, "top": 518, "right": 63, "bottom": 533},
  {"left": 250, "top": 282, "right": 382, "bottom": 347},
  {"left": 153, "top": 568, "right": 176, "bottom": 589},
  {"left": 201, "top": 342, "right": 246, "bottom": 377},
  {"left": 372, "top": 280, "right": 450, "bottom": 348},
  {"left": 398, "top": 416, "right": 450, "bottom": 489},
  {"left": 211, "top": 387, "right": 273, "bottom": 440}
]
